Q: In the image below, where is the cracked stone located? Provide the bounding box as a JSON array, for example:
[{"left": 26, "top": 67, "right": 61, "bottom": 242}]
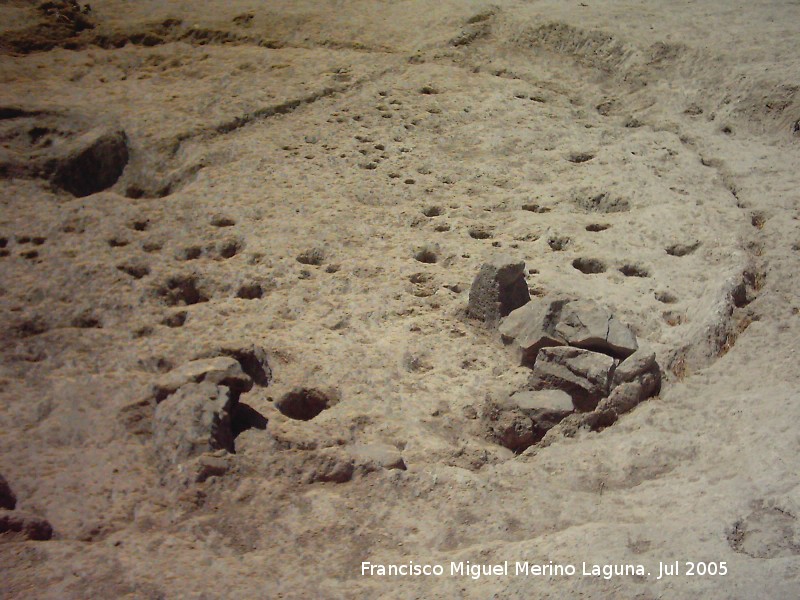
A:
[
  {"left": 554, "top": 300, "right": 638, "bottom": 358},
  {"left": 499, "top": 296, "right": 572, "bottom": 366},
  {"left": 529, "top": 346, "right": 616, "bottom": 412}
]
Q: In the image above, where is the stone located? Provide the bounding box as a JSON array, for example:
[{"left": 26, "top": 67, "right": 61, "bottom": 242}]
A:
[
  {"left": 611, "top": 345, "right": 658, "bottom": 387},
  {"left": 499, "top": 297, "right": 571, "bottom": 366},
  {"left": 508, "top": 390, "right": 575, "bottom": 435},
  {"left": 275, "top": 387, "right": 338, "bottom": 421},
  {"left": 529, "top": 346, "right": 616, "bottom": 411},
  {"left": 302, "top": 449, "right": 355, "bottom": 483},
  {"left": 0, "top": 474, "right": 16, "bottom": 510},
  {"left": 596, "top": 382, "right": 647, "bottom": 418},
  {"left": 350, "top": 444, "right": 407, "bottom": 473},
  {"left": 490, "top": 409, "right": 535, "bottom": 454},
  {"left": 468, "top": 255, "right": 531, "bottom": 324},
  {"left": 154, "top": 357, "right": 252, "bottom": 403},
  {"left": 153, "top": 382, "right": 237, "bottom": 469},
  {"left": 0, "top": 510, "right": 53, "bottom": 541},
  {"left": 199, "top": 344, "right": 272, "bottom": 387},
  {"left": 554, "top": 300, "right": 638, "bottom": 358},
  {"left": 539, "top": 412, "right": 604, "bottom": 447},
  {"left": 484, "top": 400, "right": 537, "bottom": 453}
]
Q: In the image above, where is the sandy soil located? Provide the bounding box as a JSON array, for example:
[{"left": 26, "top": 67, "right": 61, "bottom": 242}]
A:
[{"left": 1, "top": 0, "right": 799, "bottom": 597}]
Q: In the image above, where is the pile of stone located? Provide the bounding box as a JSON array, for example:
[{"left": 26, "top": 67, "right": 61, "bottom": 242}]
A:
[
  {"left": 469, "top": 256, "right": 661, "bottom": 452},
  {"left": 151, "top": 356, "right": 257, "bottom": 483},
  {"left": 148, "top": 354, "right": 406, "bottom": 486}
]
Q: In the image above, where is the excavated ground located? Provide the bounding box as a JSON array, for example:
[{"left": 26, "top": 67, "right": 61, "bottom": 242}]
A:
[{"left": 1, "top": 1, "right": 799, "bottom": 598}]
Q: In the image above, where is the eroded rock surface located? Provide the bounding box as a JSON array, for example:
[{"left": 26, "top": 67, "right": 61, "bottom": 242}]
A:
[{"left": 153, "top": 357, "right": 252, "bottom": 403}]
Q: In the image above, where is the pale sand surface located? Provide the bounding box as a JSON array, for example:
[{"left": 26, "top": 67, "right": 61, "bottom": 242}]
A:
[{"left": 0, "top": 1, "right": 799, "bottom": 597}]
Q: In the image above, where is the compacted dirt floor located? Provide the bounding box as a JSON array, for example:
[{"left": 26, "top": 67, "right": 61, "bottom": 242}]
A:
[{"left": 1, "top": 0, "right": 799, "bottom": 597}]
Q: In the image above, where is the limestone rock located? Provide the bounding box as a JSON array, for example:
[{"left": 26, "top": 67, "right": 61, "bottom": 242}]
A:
[
  {"left": 554, "top": 300, "right": 638, "bottom": 358},
  {"left": 508, "top": 389, "right": 575, "bottom": 435},
  {"left": 153, "top": 381, "right": 237, "bottom": 469},
  {"left": 154, "top": 357, "right": 252, "bottom": 403},
  {"left": 612, "top": 345, "right": 659, "bottom": 387},
  {"left": 596, "top": 382, "right": 647, "bottom": 419},
  {"left": 350, "top": 443, "right": 407, "bottom": 473},
  {"left": 484, "top": 401, "right": 536, "bottom": 454},
  {"left": 468, "top": 255, "right": 530, "bottom": 325},
  {"left": 539, "top": 412, "right": 603, "bottom": 447},
  {"left": 0, "top": 474, "right": 16, "bottom": 510},
  {"left": 0, "top": 510, "right": 53, "bottom": 541},
  {"left": 499, "top": 297, "right": 571, "bottom": 366},
  {"left": 604, "top": 344, "right": 661, "bottom": 419},
  {"left": 530, "top": 346, "right": 616, "bottom": 411}
]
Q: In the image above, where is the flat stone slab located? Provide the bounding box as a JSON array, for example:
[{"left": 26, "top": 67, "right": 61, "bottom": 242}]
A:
[
  {"left": 554, "top": 300, "right": 638, "bottom": 358},
  {"left": 499, "top": 297, "right": 571, "bottom": 366}
]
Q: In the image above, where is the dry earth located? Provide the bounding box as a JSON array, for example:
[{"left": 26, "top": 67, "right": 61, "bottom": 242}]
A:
[{"left": 1, "top": 0, "right": 799, "bottom": 598}]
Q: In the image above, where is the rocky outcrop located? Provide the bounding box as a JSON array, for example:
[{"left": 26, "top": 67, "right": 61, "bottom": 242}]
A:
[
  {"left": 468, "top": 255, "right": 531, "bottom": 325},
  {"left": 151, "top": 357, "right": 259, "bottom": 481},
  {"left": 508, "top": 389, "right": 575, "bottom": 439}
]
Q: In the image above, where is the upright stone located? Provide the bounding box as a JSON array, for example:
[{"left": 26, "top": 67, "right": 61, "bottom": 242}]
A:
[
  {"left": 153, "top": 381, "right": 237, "bottom": 470},
  {"left": 468, "top": 255, "right": 530, "bottom": 325}
]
